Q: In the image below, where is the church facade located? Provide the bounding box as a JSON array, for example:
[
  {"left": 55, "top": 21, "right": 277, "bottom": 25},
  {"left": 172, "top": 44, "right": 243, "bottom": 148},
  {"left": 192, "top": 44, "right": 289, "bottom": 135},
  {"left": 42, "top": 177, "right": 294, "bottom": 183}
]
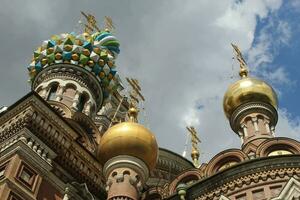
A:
[{"left": 0, "top": 16, "right": 299, "bottom": 200}]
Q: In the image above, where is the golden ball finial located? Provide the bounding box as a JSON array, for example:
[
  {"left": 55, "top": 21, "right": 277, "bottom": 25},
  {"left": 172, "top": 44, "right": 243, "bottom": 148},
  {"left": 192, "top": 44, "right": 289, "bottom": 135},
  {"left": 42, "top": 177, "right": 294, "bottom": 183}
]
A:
[
  {"left": 239, "top": 67, "right": 248, "bottom": 78},
  {"left": 128, "top": 107, "right": 138, "bottom": 122},
  {"left": 223, "top": 77, "right": 278, "bottom": 119}
]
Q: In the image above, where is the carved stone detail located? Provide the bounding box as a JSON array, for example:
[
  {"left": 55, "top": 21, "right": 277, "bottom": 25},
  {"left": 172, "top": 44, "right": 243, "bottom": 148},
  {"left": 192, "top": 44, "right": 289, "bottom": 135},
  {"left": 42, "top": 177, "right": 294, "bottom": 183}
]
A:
[{"left": 0, "top": 93, "right": 106, "bottom": 196}]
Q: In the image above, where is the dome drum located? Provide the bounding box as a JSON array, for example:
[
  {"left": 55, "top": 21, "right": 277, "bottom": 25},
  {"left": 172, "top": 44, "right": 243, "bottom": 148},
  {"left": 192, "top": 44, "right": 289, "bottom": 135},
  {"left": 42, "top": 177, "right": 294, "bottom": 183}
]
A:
[
  {"left": 32, "top": 63, "right": 104, "bottom": 110},
  {"left": 230, "top": 102, "right": 278, "bottom": 134},
  {"left": 103, "top": 155, "right": 150, "bottom": 182}
]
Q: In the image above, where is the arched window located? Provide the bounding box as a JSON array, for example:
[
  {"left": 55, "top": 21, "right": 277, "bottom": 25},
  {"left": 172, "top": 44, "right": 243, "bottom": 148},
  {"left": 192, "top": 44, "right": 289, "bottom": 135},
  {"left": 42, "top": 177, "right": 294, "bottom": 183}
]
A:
[
  {"left": 215, "top": 156, "right": 241, "bottom": 172},
  {"left": 265, "top": 144, "right": 296, "bottom": 157},
  {"left": 47, "top": 83, "right": 58, "bottom": 101},
  {"left": 77, "top": 93, "right": 88, "bottom": 112},
  {"left": 176, "top": 174, "right": 199, "bottom": 187},
  {"left": 218, "top": 161, "right": 239, "bottom": 171},
  {"left": 61, "top": 84, "right": 76, "bottom": 107},
  {"left": 268, "top": 150, "right": 293, "bottom": 156}
]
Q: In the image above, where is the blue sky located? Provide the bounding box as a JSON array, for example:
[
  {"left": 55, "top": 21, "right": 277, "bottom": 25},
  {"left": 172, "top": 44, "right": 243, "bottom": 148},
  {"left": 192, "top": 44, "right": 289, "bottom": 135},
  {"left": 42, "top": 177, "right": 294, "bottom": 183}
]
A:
[{"left": 252, "top": 1, "right": 300, "bottom": 122}]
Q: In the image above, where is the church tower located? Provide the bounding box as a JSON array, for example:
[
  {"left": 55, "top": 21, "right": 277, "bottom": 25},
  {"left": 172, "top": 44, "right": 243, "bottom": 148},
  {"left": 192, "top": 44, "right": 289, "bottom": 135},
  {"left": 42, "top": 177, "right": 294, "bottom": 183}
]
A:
[
  {"left": 0, "top": 12, "right": 160, "bottom": 200},
  {"left": 99, "top": 78, "right": 158, "bottom": 200},
  {"left": 223, "top": 44, "right": 278, "bottom": 151}
]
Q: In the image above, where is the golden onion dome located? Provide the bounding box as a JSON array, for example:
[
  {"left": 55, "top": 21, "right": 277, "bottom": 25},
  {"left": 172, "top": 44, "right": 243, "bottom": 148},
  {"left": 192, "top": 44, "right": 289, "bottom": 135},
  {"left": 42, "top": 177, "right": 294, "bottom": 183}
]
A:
[
  {"left": 223, "top": 77, "right": 278, "bottom": 119},
  {"left": 98, "top": 108, "right": 158, "bottom": 170}
]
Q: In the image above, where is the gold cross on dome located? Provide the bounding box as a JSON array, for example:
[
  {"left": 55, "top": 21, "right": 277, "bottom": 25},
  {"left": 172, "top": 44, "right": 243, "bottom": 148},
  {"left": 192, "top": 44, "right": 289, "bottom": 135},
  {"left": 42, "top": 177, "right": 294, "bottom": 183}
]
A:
[
  {"left": 104, "top": 16, "right": 115, "bottom": 32},
  {"left": 126, "top": 77, "right": 145, "bottom": 109},
  {"left": 80, "top": 11, "right": 101, "bottom": 34},
  {"left": 186, "top": 126, "right": 201, "bottom": 152},
  {"left": 231, "top": 43, "right": 249, "bottom": 77},
  {"left": 186, "top": 126, "right": 201, "bottom": 167}
]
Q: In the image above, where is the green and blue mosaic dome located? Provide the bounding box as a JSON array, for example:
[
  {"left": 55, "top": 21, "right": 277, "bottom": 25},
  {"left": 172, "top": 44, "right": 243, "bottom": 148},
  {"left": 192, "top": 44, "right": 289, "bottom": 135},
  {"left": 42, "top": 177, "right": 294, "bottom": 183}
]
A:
[{"left": 28, "top": 31, "right": 121, "bottom": 98}]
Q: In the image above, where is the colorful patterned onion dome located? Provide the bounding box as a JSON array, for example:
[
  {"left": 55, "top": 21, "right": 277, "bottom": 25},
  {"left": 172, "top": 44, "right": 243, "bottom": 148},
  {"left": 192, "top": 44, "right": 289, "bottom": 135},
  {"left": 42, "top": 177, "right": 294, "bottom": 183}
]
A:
[{"left": 27, "top": 31, "right": 121, "bottom": 98}]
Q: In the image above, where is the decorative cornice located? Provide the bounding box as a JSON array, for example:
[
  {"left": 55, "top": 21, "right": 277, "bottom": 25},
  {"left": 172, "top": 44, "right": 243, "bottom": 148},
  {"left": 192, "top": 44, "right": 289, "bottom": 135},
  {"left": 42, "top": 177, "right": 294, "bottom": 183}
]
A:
[{"left": 166, "top": 155, "right": 300, "bottom": 200}]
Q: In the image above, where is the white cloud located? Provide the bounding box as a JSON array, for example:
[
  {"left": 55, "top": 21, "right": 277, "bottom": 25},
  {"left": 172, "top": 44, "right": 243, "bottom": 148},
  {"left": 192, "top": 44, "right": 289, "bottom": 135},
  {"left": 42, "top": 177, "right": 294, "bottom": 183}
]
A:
[
  {"left": 263, "top": 67, "right": 290, "bottom": 84},
  {"left": 247, "top": 20, "right": 291, "bottom": 69},
  {"left": 183, "top": 107, "right": 201, "bottom": 127},
  {"left": 276, "top": 109, "right": 300, "bottom": 140},
  {"left": 290, "top": 0, "right": 300, "bottom": 10}
]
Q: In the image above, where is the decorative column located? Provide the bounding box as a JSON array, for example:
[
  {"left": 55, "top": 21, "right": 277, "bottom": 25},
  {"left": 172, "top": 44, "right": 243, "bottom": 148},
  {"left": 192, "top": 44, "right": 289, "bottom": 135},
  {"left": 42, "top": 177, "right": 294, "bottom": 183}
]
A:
[
  {"left": 84, "top": 101, "right": 92, "bottom": 116},
  {"left": 230, "top": 103, "right": 278, "bottom": 146},
  {"left": 72, "top": 91, "right": 81, "bottom": 111},
  {"left": 55, "top": 85, "right": 65, "bottom": 101},
  {"left": 176, "top": 183, "right": 187, "bottom": 200}
]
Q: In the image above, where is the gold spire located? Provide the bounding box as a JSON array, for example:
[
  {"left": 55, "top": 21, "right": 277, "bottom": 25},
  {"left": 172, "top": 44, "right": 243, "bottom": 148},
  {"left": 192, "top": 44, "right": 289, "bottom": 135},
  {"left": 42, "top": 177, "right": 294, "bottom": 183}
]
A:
[
  {"left": 80, "top": 11, "right": 101, "bottom": 34},
  {"left": 231, "top": 43, "right": 249, "bottom": 78},
  {"left": 126, "top": 78, "right": 145, "bottom": 123},
  {"left": 186, "top": 126, "right": 201, "bottom": 168},
  {"left": 104, "top": 16, "right": 115, "bottom": 32}
]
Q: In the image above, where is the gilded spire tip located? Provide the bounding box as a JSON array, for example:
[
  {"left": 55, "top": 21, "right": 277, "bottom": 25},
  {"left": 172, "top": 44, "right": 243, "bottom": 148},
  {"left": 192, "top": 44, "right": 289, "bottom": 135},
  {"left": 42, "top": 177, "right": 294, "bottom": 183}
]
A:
[
  {"left": 231, "top": 43, "right": 249, "bottom": 78},
  {"left": 186, "top": 126, "right": 201, "bottom": 168},
  {"left": 126, "top": 77, "right": 145, "bottom": 123},
  {"left": 80, "top": 12, "right": 115, "bottom": 34}
]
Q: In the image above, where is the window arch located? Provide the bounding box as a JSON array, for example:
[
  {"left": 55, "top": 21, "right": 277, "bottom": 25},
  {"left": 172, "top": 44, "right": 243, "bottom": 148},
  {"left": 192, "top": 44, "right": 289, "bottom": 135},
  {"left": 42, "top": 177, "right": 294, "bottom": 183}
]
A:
[
  {"left": 205, "top": 149, "right": 246, "bottom": 176},
  {"left": 36, "top": 86, "right": 43, "bottom": 94},
  {"left": 61, "top": 84, "right": 77, "bottom": 107},
  {"left": 265, "top": 144, "right": 295, "bottom": 157},
  {"left": 77, "top": 92, "right": 89, "bottom": 112},
  {"left": 217, "top": 158, "right": 240, "bottom": 172},
  {"left": 256, "top": 138, "right": 300, "bottom": 157},
  {"left": 177, "top": 174, "right": 199, "bottom": 186},
  {"left": 47, "top": 83, "right": 58, "bottom": 101},
  {"left": 268, "top": 149, "right": 293, "bottom": 156}
]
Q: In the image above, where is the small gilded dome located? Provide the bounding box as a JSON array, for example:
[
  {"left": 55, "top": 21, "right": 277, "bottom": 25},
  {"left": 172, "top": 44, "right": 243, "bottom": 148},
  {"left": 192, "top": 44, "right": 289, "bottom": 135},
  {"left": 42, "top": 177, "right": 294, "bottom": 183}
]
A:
[
  {"left": 98, "top": 121, "right": 158, "bottom": 170},
  {"left": 223, "top": 77, "right": 278, "bottom": 119}
]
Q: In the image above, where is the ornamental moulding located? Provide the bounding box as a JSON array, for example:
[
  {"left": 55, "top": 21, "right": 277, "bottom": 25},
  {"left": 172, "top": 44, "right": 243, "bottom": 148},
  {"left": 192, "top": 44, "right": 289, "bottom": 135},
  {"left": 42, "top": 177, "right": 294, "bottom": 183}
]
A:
[{"left": 0, "top": 93, "right": 105, "bottom": 193}]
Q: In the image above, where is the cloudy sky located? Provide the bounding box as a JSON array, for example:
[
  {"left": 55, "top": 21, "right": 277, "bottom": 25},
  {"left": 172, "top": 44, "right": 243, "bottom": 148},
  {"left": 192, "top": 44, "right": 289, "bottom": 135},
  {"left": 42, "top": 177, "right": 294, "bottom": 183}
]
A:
[{"left": 0, "top": 0, "right": 299, "bottom": 162}]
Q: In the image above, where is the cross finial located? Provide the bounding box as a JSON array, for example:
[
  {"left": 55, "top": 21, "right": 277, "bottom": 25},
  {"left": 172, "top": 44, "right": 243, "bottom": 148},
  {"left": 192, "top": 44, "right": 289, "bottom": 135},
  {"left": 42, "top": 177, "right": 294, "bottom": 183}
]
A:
[
  {"left": 186, "top": 126, "right": 201, "bottom": 167},
  {"left": 126, "top": 78, "right": 145, "bottom": 122},
  {"left": 80, "top": 11, "right": 101, "bottom": 34},
  {"left": 104, "top": 16, "right": 115, "bottom": 32},
  {"left": 231, "top": 43, "right": 249, "bottom": 78}
]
